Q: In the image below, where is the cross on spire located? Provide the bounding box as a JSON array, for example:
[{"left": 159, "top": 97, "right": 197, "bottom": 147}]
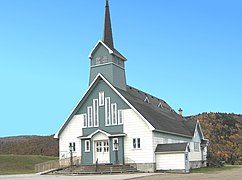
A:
[{"left": 102, "top": 0, "right": 114, "bottom": 48}]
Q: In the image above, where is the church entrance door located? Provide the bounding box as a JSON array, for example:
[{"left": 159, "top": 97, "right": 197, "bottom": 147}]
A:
[{"left": 94, "top": 140, "right": 109, "bottom": 164}]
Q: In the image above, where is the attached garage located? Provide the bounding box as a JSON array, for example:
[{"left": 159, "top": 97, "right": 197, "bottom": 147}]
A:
[{"left": 155, "top": 143, "right": 190, "bottom": 173}]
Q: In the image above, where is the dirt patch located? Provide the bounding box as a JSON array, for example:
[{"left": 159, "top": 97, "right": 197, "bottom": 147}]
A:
[{"left": 133, "top": 166, "right": 242, "bottom": 180}]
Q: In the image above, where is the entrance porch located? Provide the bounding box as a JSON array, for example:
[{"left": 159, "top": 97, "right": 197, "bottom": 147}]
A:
[{"left": 79, "top": 129, "right": 125, "bottom": 165}]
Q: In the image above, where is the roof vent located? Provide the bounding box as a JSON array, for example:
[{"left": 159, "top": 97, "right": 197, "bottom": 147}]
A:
[
  {"left": 158, "top": 103, "right": 163, "bottom": 108},
  {"left": 144, "top": 97, "right": 150, "bottom": 103},
  {"left": 178, "top": 108, "right": 183, "bottom": 116}
]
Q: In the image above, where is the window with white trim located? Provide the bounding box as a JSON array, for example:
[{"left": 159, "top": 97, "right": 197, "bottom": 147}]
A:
[
  {"left": 113, "top": 138, "right": 118, "bottom": 151},
  {"left": 118, "top": 110, "right": 124, "bottom": 124},
  {"left": 69, "top": 142, "right": 76, "bottom": 152},
  {"left": 194, "top": 142, "right": 200, "bottom": 152},
  {"left": 85, "top": 140, "right": 90, "bottom": 152},
  {"left": 87, "top": 106, "right": 93, "bottom": 127},
  {"left": 105, "top": 97, "right": 111, "bottom": 126},
  {"left": 133, "top": 138, "right": 141, "bottom": 149},
  {"left": 93, "top": 99, "right": 99, "bottom": 127},
  {"left": 83, "top": 114, "right": 87, "bottom": 128},
  {"left": 99, "top": 92, "right": 104, "bottom": 106},
  {"left": 111, "top": 103, "right": 117, "bottom": 125}
]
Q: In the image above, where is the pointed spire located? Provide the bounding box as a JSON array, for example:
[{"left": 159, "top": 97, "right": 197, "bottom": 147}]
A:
[{"left": 102, "top": 0, "right": 114, "bottom": 49}]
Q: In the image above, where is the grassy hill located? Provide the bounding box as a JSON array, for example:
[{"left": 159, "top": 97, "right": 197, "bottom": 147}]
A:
[
  {"left": 187, "top": 113, "right": 242, "bottom": 165},
  {"left": 0, "top": 154, "right": 57, "bottom": 175},
  {"left": 0, "top": 135, "right": 58, "bottom": 156}
]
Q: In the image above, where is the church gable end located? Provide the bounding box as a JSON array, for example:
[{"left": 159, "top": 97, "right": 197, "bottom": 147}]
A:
[{"left": 76, "top": 77, "right": 130, "bottom": 136}]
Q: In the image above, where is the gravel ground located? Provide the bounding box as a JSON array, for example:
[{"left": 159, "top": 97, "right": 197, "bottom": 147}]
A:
[
  {"left": 0, "top": 166, "right": 241, "bottom": 180},
  {"left": 133, "top": 166, "right": 242, "bottom": 180}
]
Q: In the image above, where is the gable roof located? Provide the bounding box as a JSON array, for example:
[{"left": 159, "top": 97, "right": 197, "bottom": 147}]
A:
[
  {"left": 117, "top": 86, "right": 197, "bottom": 137},
  {"left": 54, "top": 74, "right": 154, "bottom": 138},
  {"left": 155, "top": 143, "right": 189, "bottom": 153},
  {"left": 55, "top": 74, "right": 197, "bottom": 139},
  {"left": 88, "top": 40, "right": 126, "bottom": 61}
]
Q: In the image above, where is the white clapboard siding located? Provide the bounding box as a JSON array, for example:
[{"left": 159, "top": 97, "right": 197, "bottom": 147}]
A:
[
  {"left": 59, "top": 114, "right": 83, "bottom": 159},
  {"left": 189, "top": 127, "right": 202, "bottom": 161},
  {"left": 123, "top": 109, "right": 154, "bottom": 163},
  {"left": 153, "top": 132, "right": 189, "bottom": 162},
  {"left": 156, "top": 153, "right": 185, "bottom": 170},
  {"left": 189, "top": 142, "right": 202, "bottom": 161}
]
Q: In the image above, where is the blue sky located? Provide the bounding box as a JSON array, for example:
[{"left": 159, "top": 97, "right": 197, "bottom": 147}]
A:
[{"left": 0, "top": 0, "right": 241, "bottom": 137}]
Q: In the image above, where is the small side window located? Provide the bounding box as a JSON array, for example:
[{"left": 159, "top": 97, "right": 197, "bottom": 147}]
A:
[
  {"left": 69, "top": 142, "right": 76, "bottom": 152},
  {"left": 194, "top": 142, "right": 200, "bottom": 152},
  {"left": 85, "top": 140, "right": 90, "bottom": 152},
  {"left": 133, "top": 138, "right": 141, "bottom": 149}
]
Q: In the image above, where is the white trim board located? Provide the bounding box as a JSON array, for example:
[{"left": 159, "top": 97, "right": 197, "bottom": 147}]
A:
[{"left": 54, "top": 73, "right": 155, "bottom": 138}]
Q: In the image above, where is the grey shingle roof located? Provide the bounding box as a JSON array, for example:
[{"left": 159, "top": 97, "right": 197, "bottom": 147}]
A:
[
  {"left": 117, "top": 86, "right": 196, "bottom": 137},
  {"left": 155, "top": 143, "right": 188, "bottom": 152}
]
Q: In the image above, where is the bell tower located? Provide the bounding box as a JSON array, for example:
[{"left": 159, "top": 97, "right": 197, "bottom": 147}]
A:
[{"left": 88, "top": 0, "right": 127, "bottom": 91}]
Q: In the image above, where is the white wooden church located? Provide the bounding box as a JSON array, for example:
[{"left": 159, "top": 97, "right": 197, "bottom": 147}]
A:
[{"left": 55, "top": 0, "right": 208, "bottom": 172}]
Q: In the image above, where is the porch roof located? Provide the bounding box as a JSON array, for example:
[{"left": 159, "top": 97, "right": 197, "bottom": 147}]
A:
[
  {"left": 155, "top": 143, "right": 189, "bottom": 153},
  {"left": 78, "top": 129, "right": 126, "bottom": 139}
]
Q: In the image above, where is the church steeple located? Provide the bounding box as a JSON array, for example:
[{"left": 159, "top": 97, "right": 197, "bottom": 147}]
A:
[
  {"left": 103, "top": 0, "right": 114, "bottom": 49},
  {"left": 88, "top": 0, "right": 127, "bottom": 91}
]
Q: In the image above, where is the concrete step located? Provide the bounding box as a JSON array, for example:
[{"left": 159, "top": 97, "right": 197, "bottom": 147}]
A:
[{"left": 55, "top": 164, "right": 137, "bottom": 174}]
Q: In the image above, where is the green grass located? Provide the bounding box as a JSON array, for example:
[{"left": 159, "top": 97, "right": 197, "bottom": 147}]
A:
[
  {"left": 0, "top": 154, "right": 58, "bottom": 175},
  {"left": 191, "top": 165, "right": 241, "bottom": 174}
]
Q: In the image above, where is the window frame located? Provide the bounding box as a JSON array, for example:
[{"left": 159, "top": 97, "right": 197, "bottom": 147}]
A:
[
  {"left": 194, "top": 142, "right": 200, "bottom": 152},
  {"left": 111, "top": 103, "right": 117, "bottom": 125},
  {"left": 85, "top": 140, "right": 90, "bottom": 152},
  {"left": 105, "top": 97, "right": 111, "bottom": 126},
  {"left": 99, "top": 92, "right": 105, "bottom": 106},
  {"left": 133, "top": 138, "right": 141, "bottom": 149},
  {"left": 118, "top": 110, "right": 124, "bottom": 125},
  {"left": 93, "top": 99, "right": 99, "bottom": 127},
  {"left": 87, "top": 106, "right": 93, "bottom": 127},
  {"left": 83, "top": 114, "right": 87, "bottom": 128},
  {"left": 69, "top": 142, "right": 76, "bottom": 152}
]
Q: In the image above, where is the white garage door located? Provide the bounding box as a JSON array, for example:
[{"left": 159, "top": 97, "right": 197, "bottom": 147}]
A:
[{"left": 156, "top": 153, "right": 185, "bottom": 170}]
